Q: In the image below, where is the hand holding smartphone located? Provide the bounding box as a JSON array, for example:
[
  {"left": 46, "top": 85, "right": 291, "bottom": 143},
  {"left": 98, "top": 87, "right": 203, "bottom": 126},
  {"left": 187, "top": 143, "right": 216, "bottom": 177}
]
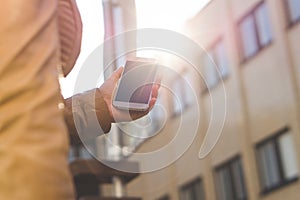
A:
[{"left": 113, "top": 57, "right": 158, "bottom": 111}]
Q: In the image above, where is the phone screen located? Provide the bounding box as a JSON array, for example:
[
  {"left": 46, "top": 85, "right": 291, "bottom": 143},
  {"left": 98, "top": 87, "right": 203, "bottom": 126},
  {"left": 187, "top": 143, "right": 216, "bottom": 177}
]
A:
[{"left": 115, "top": 60, "right": 157, "bottom": 104}]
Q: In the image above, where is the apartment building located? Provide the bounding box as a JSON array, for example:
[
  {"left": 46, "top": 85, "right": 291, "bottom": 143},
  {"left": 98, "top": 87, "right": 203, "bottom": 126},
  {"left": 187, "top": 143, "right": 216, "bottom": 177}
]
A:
[{"left": 125, "top": 0, "right": 300, "bottom": 200}]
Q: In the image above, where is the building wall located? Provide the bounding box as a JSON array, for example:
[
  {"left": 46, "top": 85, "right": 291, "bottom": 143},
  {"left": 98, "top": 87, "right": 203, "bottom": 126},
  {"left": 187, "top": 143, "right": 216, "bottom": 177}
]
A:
[{"left": 127, "top": 0, "right": 300, "bottom": 199}]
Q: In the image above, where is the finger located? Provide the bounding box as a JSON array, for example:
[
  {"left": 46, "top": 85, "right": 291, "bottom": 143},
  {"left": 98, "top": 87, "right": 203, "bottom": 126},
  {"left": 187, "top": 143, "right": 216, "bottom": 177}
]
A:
[
  {"left": 151, "top": 84, "right": 159, "bottom": 99},
  {"left": 153, "top": 76, "right": 161, "bottom": 94},
  {"left": 148, "top": 97, "right": 157, "bottom": 110},
  {"left": 156, "top": 82, "right": 161, "bottom": 90},
  {"left": 111, "top": 67, "right": 124, "bottom": 81},
  {"left": 155, "top": 74, "right": 162, "bottom": 87},
  {"left": 129, "top": 97, "right": 157, "bottom": 120}
]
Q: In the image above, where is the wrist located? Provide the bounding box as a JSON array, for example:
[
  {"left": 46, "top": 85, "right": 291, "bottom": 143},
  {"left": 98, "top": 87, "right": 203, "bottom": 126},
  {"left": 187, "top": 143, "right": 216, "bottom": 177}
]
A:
[{"left": 95, "top": 88, "right": 114, "bottom": 124}]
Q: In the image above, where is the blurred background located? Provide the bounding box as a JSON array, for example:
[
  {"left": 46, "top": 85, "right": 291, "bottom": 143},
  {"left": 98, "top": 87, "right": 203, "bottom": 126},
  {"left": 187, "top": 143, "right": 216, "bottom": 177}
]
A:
[{"left": 62, "top": 0, "right": 300, "bottom": 200}]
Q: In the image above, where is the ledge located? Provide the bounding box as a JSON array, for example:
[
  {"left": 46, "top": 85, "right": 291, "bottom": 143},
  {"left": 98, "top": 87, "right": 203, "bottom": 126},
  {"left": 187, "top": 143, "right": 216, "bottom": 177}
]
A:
[{"left": 70, "top": 159, "right": 140, "bottom": 184}]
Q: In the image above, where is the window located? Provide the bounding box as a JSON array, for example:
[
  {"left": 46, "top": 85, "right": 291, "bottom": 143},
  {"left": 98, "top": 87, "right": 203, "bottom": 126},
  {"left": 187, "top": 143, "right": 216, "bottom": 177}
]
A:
[
  {"left": 179, "top": 178, "right": 205, "bottom": 200},
  {"left": 203, "top": 39, "right": 229, "bottom": 92},
  {"left": 157, "top": 194, "right": 170, "bottom": 200},
  {"left": 69, "top": 143, "right": 95, "bottom": 162},
  {"left": 203, "top": 52, "right": 218, "bottom": 90},
  {"left": 215, "top": 156, "right": 248, "bottom": 200},
  {"left": 238, "top": 2, "right": 272, "bottom": 60},
  {"left": 172, "top": 77, "right": 185, "bottom": 116},
  {"left": 256, "top": 127, "right": 299, "bottom": 194},
  {"left": 214, "top": 41, "right": 230, "bottom": 78},
  {"left": 286, "top": 0, "right": 300, "bottom": 24},
  {"left": 171, "top": 72, "right": 194, "bottom": 117}
]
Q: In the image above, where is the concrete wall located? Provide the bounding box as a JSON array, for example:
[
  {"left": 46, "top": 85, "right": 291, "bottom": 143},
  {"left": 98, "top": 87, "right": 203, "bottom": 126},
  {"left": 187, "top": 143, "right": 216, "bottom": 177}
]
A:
[{"left": 127, "top": 0, "right": 300, "bottom": 199}]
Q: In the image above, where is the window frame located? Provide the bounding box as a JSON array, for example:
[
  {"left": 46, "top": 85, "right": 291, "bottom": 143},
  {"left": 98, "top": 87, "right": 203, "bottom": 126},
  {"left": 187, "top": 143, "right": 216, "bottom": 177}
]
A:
[
  {"left": 201, "top": 37, "right": 230, "bottom": 94},
  {"left": 255, "top": 126, "right": 299, "bottom": 195},
  {"left": 284, "top": 0, "right": 300, "bottom": 28},
  {"left": 171, "top": 75, "right": 186, "bottom": 117},
  {"left": 237, "top": 1, "right": 273, "bottom": 63},
  {"left": 179, "top": 177, "right": 205, "bottom": 200},
  {"left": 170, "top": 72, "right": 193, "bottom": 118},
  {"left": 156, "top": 194, "right": 170, "bottom": 200},
  {"left": 209, "top": 37, "right": 230, "bottom": 80},
  {"left": 214, "top": 155, "right": 248, "bottom": 200}
]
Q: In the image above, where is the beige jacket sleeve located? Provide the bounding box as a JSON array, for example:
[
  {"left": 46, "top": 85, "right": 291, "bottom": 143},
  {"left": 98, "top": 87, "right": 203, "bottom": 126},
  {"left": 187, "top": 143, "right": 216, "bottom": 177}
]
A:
[
  {"left": 0, "top": 1, "right": 75, "bottom": 199},
  {"left": 64, "top": 89, "right": 113, "bottom": 145}
]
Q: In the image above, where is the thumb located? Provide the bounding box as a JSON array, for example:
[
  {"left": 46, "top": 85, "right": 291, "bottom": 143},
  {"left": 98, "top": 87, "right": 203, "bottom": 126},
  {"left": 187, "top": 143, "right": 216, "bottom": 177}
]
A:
[{"left": 111, "top": 67, "right": 124, "bottom": 82}]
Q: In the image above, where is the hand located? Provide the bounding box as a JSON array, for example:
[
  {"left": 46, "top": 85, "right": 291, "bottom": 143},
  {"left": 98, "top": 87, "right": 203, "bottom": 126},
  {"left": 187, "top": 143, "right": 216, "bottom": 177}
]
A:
[{"left": 97, "top": 67, "right": 160, "bottom": 123}]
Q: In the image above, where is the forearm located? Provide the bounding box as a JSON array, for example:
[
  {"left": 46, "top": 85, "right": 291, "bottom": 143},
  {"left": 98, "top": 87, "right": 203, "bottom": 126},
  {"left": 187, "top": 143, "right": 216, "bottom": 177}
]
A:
[{"left": 64, "top": 89, "right": 113, "bottom": 144}]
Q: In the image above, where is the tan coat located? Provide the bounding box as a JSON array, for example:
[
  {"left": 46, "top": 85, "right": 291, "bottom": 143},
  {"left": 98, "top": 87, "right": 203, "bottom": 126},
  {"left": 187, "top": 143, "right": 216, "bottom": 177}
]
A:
[{"left": 0, "top": 0, "right": 76, "bottom": 199}]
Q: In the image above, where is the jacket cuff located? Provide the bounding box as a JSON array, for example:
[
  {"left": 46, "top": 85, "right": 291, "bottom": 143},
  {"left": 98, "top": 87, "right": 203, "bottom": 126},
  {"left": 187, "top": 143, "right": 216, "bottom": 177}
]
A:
[{"left": 71, "top": 89, "right": 112, "bottom": 142}]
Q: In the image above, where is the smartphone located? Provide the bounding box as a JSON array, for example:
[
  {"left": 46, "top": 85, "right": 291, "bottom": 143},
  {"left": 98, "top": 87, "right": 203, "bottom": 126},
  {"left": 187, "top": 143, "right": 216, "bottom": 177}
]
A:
[{"left": 113, "top": 57, "right": 157, "bottom": 111}]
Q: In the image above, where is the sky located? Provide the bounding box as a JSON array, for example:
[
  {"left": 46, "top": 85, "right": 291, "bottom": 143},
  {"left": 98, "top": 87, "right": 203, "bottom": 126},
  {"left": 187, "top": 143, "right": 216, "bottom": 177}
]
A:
[
  {"left": 60, "top": 0, "right": 211, "bottom": 98},
  {"left": 135, "top": 0, "right": 211, "bottom": 31},
  {"left": 60, "top": 0, "right": 104, "bottom": 98}
]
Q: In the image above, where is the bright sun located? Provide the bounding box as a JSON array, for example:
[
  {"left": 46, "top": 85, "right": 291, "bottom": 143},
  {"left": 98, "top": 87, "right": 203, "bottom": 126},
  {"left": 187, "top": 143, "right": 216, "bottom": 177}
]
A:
[
  {"left": 135, "top": 0, "right": 211, "bottom": 31},
  {"left": 135, "top": 0, "right": 211, "bottom": 58}
]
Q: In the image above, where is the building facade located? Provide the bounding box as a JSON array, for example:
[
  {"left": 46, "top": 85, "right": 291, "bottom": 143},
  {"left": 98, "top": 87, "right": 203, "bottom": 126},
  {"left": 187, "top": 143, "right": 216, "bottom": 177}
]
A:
[{"left": 125, "top": 0, "right": 300, "bottom": 200}]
